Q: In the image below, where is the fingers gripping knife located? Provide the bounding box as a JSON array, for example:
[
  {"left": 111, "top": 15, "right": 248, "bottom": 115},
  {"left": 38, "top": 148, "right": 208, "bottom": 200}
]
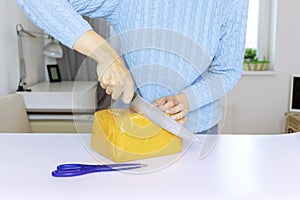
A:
[{"left": 130, "top": 93, "right": 201, "bottom": 143}]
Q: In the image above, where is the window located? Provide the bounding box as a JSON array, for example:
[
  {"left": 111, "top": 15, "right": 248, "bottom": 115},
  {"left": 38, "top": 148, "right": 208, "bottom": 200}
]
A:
[{"left": 245, "top": 0, "right": 277, "bottom": 65}]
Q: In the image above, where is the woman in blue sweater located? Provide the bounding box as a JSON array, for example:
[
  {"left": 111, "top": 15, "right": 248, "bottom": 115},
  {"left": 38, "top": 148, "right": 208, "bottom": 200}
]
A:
[{"left": 16, "top": 0, "right": 248, "bottom": 134}]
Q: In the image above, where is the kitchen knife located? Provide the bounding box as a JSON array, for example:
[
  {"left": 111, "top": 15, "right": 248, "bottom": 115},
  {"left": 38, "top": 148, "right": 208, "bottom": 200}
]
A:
[{"left": 130, "top": 93, "right": 201, "bottom": 143}]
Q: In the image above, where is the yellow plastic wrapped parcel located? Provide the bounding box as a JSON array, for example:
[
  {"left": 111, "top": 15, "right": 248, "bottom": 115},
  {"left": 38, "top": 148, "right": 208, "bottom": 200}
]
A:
[{"left": 91, "top": 109, "right": 183, "bottom": 162}]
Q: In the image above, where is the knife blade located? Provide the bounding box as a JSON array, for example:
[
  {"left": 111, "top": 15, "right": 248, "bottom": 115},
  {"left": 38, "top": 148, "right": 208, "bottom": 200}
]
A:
[{"left": 130, "top": 93, "right": 200, "bottom": 143}]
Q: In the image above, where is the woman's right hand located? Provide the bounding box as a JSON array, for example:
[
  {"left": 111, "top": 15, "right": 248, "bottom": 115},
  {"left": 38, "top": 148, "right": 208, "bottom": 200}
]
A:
[
  {"left": 97, "top": 54, "right": 134, "bottom": 104},
  {"left": 73, "top": 30, "right": 134, "bottom": 104}
]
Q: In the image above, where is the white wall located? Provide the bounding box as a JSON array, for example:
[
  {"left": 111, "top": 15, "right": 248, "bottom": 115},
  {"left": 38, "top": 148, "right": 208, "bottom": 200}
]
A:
[
  {"left": 0, "top": 0, "right": 44, "bottom": 97},
  {"left": 222, "top": 0, "right": 300, "bottom": 134}
]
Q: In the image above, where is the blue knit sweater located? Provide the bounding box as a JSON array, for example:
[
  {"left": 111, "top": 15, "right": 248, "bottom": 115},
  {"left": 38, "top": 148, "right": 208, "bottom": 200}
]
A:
[{"left": 16, "top": 0, "right": 249, "bottom": 133}]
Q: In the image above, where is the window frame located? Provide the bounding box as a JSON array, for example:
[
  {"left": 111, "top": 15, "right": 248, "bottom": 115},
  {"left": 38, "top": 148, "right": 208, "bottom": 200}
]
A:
[{"left": 245, "top": 0, "right": 277, "bottom": 72}]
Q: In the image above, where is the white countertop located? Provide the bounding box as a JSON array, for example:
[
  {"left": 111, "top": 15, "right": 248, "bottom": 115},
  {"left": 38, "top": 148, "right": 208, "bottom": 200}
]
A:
[
  {"left": 26, "top": 81, "right": 97, "bottom": 93},
  {"left": 0, "top": 133, "right": 300, "bottom": 200},
  {"left": 17, "top": 81, "right": 97, "bottom": 116}
]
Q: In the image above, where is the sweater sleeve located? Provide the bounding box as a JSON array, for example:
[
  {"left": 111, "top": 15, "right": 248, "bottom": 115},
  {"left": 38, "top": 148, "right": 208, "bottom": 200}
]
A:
[
  {"left": 16, "top": 0, "right": 118, "bottom": 48},
  {"left": 182, "top": 0, "right": 249, "bottom": 111}
]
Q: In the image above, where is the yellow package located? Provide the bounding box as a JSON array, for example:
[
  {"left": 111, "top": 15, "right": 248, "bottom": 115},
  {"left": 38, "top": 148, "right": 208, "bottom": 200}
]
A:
[{"left": 91, "top": 109, "right": 183, "bottom": 162}]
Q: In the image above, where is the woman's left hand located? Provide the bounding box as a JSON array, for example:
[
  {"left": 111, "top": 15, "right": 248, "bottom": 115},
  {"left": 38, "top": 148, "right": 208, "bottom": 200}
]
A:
[{"left": 153, "top": 93, "right": 190, "bottom": 125}]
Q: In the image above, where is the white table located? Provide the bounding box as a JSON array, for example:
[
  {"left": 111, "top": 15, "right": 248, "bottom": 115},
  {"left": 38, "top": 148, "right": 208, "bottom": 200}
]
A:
[
  {"left": 18, "top": 81, "right": 97, "bottom": 119},
  {"left": 0, "top": 133, "right": 300, "bottom": 200},
  {"left": 17, "top": 81, "right": 97, "bottom": 132}
]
